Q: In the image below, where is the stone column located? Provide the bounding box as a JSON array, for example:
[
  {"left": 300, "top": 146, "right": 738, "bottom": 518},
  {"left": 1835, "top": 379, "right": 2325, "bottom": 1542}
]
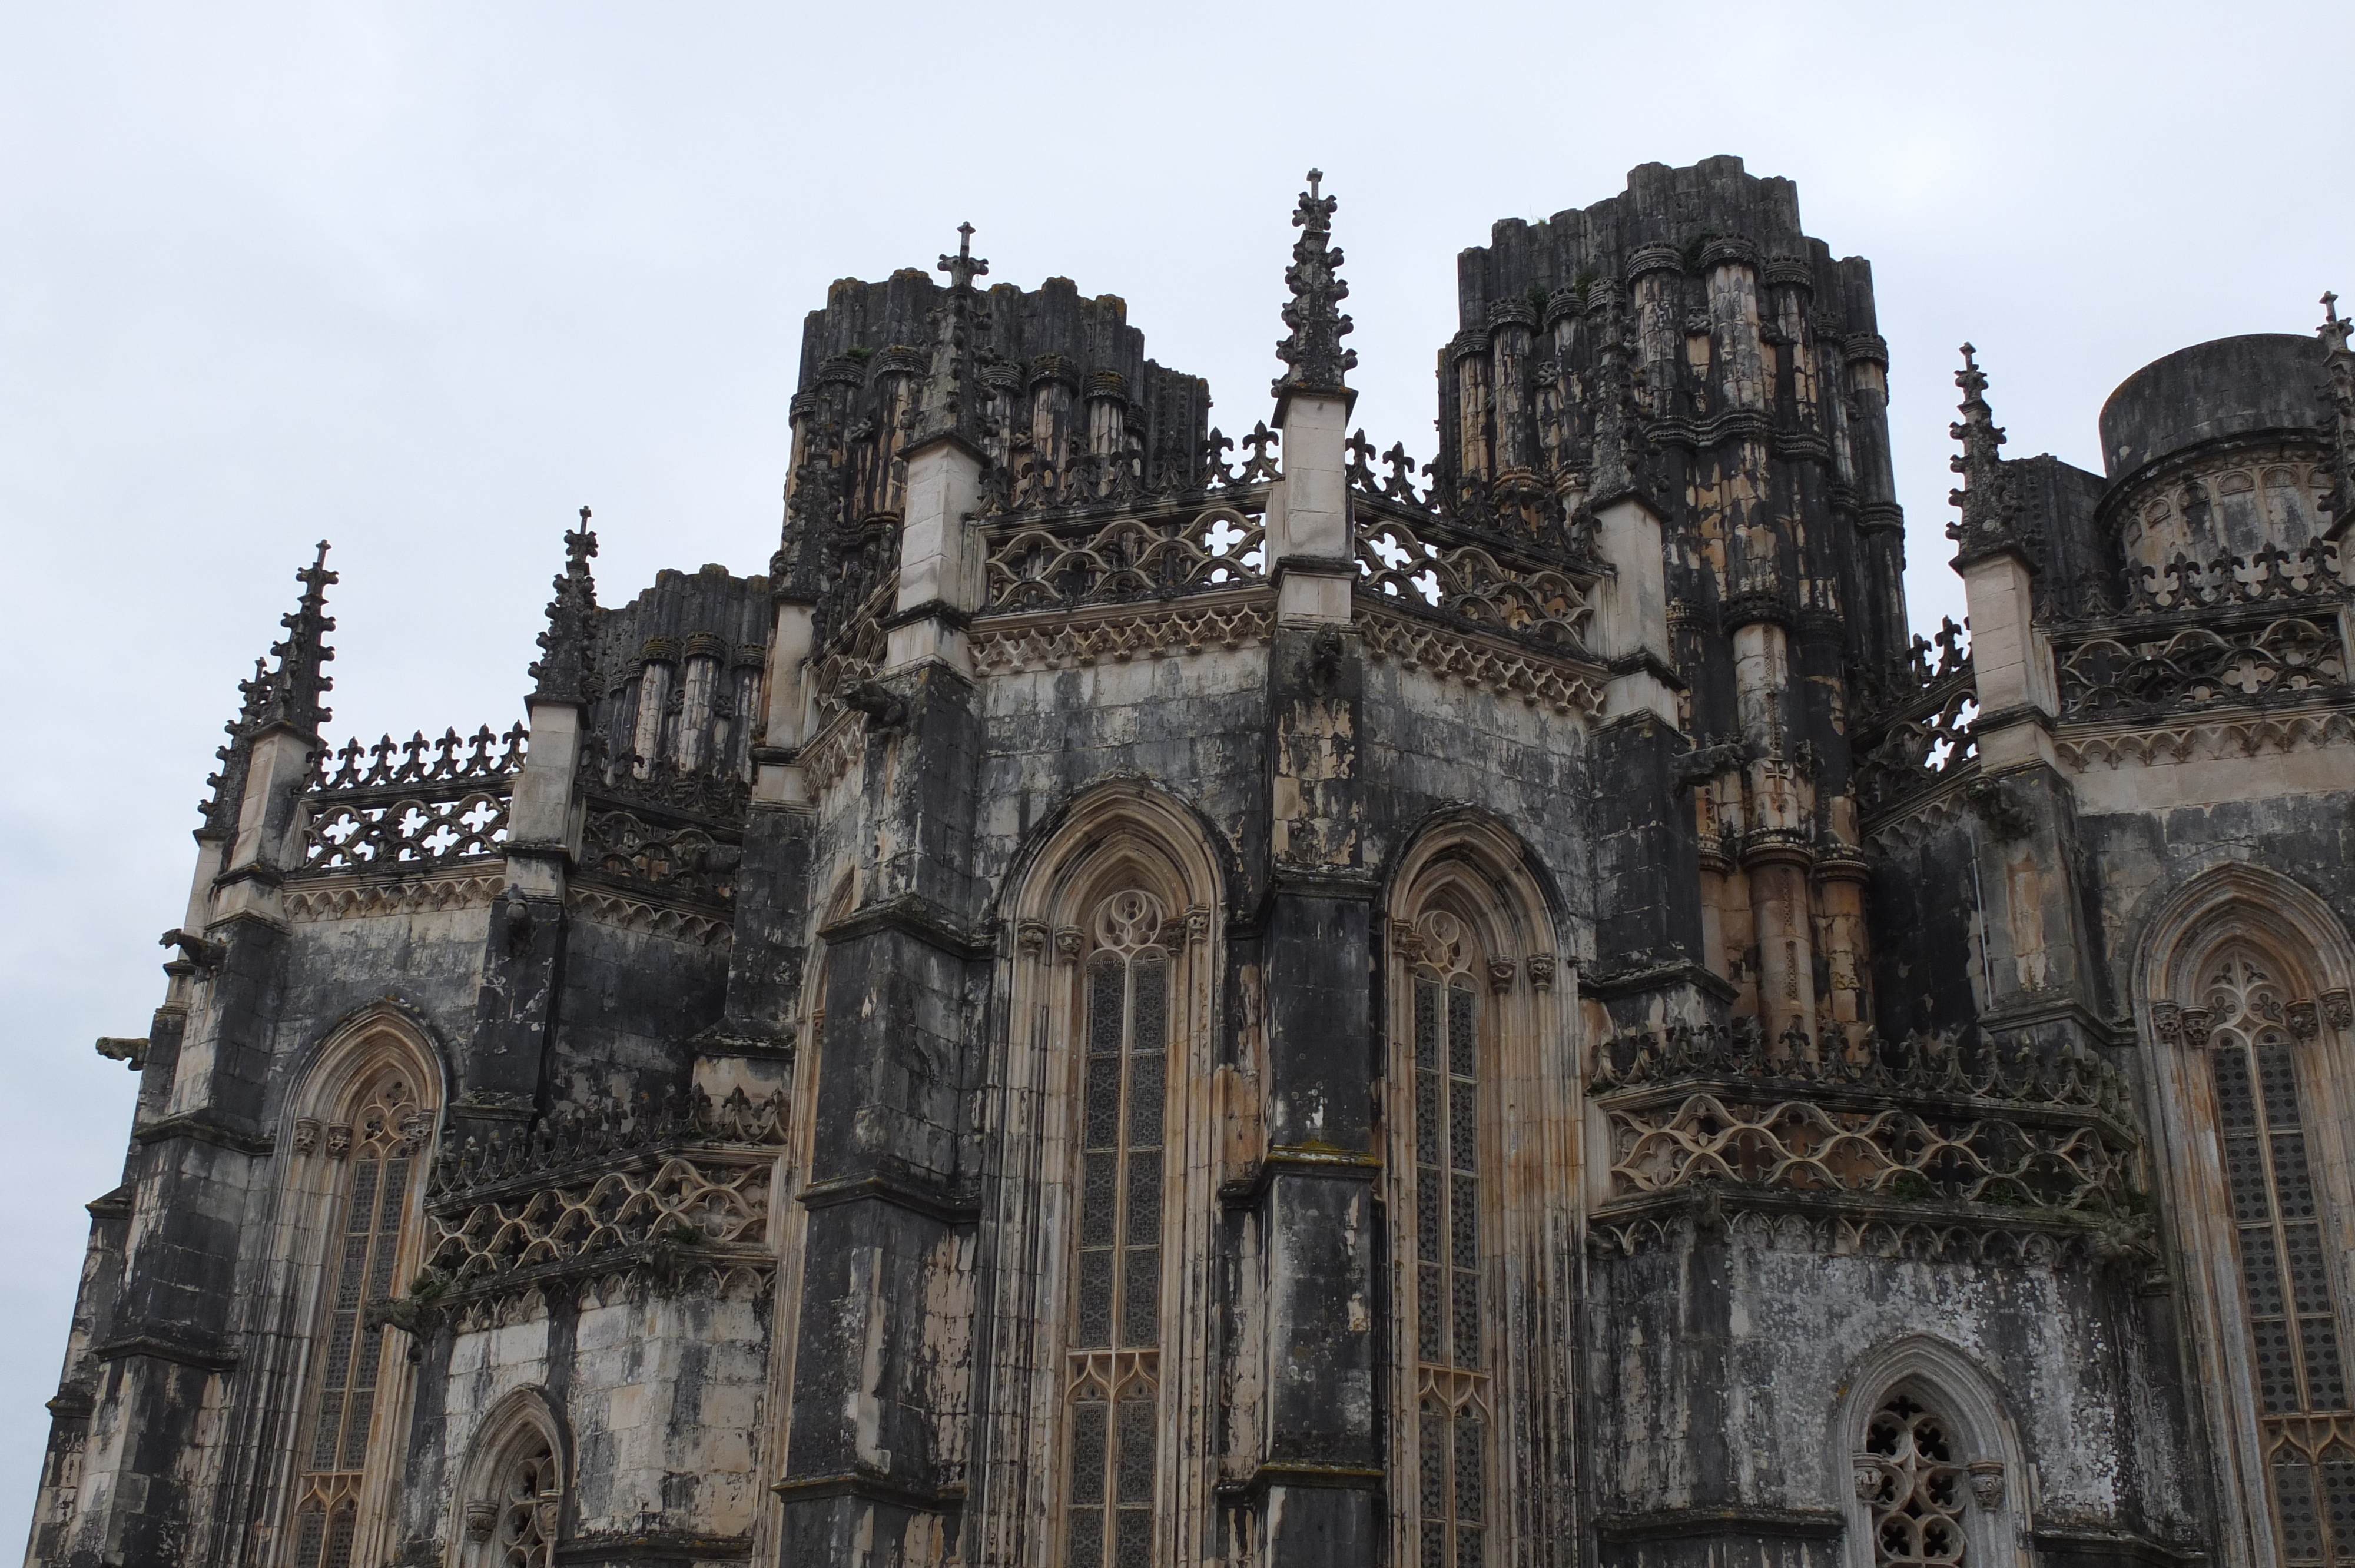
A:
[{"left": 1489, "top": 303, "right": 1535, "bottom": 476}]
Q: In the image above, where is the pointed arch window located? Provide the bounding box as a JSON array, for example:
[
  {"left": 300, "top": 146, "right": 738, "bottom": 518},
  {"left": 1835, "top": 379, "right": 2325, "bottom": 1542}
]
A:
[
  {"left": 2202, "top": 948, "right": 2355, "bottom": 1563},
  {"left": 1859, "top": 1391, "right": 1969, "bottom": 1566},
  {"left": 1404, "top": 909, "right": 1489, "bottom": 1568},
  {"left": 1063, "top": 889, "right": 1170, "bottom": 1568},
  {"left": 458, "top": 1416, "right": 561, "bottom": 1568},
  {"left": 288, "top": 1066, "right": 430, "bottom": 1568}
]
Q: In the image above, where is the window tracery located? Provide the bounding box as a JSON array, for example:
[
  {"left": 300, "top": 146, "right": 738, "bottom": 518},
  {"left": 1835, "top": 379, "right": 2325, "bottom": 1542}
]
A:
[
  {"left": 463, "top": 1434, "right": 558, "bottom": 1568},
  {"left": 2202, "top": 947, "right": 2355, "bottom": 1563},
  {"left": 1404, "top": 909, "right": 1489, "bottom": 1568},
  {"left": 1858, "top": 1392, "right": 1968, "bottom": 1566},
  {"left": 289, "top": 1065, "right": 429, "bottom": 1568},
  {"left": 1063, "top": 888, "right": 1170, "bottom": 1568}
]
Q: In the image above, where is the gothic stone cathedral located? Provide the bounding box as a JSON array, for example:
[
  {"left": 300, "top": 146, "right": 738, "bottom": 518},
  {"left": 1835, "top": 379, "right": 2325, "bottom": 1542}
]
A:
[{"left": 25, "top": 157, "right": 2355, "bottom": 1568}]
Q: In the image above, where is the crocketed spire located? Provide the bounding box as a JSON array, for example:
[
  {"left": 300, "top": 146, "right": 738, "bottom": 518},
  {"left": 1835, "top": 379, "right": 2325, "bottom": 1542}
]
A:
[
  {"left": 1272, "top": 170, "right": 1356, "bottom": 400},
  {"left": 240, "top": 539, "right": 339, "bottom": 736},
  {"left": 910, "top": 222, "right": 991, "bottom": 452},
  {"left": 198, "top": 541, "right": 337, "bottom": 833},
  {"left": 1946, "top": 344, "right": 2026, "bottom": 566},
  {"left": 529, "top": 507, "right": 600, "bottom": 703}
]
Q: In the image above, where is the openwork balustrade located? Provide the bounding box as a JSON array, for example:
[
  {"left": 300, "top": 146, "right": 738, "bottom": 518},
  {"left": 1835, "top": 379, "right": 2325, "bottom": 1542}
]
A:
[
  {"left": 1353, "top": 509, "right": 1594, "bottom": 653},
  {"left": 2052, "top": 613, "right": 2349, "bottom": 721},
  {"left": 977, "top": 494, "right": 1269, "bottom": 616},
  {"left": 2112, "top": 542, "right": 2348, "bottom": 617},
  {"left": 1342, "top": 429, "right": 1601, "bottom": 566},
  {"left": 1591, "top": 1024, "right": 2143, "bottom": 1218},
  {"left": 423, "top": 1088, "right": 790, "bottom": 1290},
  {"left": 1854, "top": 665, "right": 1979, "bottom": 813},
  {"left": 298, "top": 724, "right": 528, "bottom": 874}
]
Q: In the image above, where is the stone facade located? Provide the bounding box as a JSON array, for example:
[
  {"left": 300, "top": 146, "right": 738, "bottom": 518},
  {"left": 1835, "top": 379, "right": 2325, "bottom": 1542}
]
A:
[{"left": 24, "top": 156, "right": 2355, "bottom": 1568}]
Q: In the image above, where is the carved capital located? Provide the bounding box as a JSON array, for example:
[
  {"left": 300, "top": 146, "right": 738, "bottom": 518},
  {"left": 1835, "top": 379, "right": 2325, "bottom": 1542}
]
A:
[
  {"left": 2150, "top": 1001, "right": 2181, "bottom": 1047},
  {"left": 1391, "top": 919, "right": 1424, "bottom": 965},
  {"left": 323, "top": 1124, "right": 353, "bottom": 1160},
  {"left": 1527, "top": 952, "right": 1557, "bottom": 992},
  {"left": 1485, "top": 957, "right": 1517, "bottom": 994},
  {"left": 2324, "top": 989, "right": 2353, "bottom": 1031},
  {"left": 1053, "top": 927, "right": 1084, "bottom": 963},
  {"left": 2180, "top": 1008, "right": 2214, "bottom": 1050},
  {"left": 1183, "top": 906, "right": 1212, "bottom": 948},
  {"left": 463, "top": 1500, "right": 497, "bottom": 1543},
  {"left": 1016, "top": 919, "right": 1048, "bottom": 959},
  {"left": 292, "top": 1118, "right": 321, "bottom": 1157},
  {"left": 2289, "top": 999, "right": 2321, "bottom": 1041},
  {"left": 1966, "top": 1459, "right": 2005, "bottom": 1511},
  {"left": 1852, "top": 1453, "right": 1885, "bottom": 1503}
]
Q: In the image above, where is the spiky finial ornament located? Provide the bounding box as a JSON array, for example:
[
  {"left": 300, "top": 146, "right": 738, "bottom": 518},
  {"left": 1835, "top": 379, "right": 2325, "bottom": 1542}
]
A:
[
  {"left": 529, "top": 507, "right": 600, "bottom": 703},
  {"left": 1272, "top": 170, "right": 1356, "bottom": 400}
]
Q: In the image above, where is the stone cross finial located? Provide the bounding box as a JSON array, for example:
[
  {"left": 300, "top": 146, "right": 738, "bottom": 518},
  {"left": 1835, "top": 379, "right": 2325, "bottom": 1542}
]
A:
[
  {"left": 2320, "top": 291, "right": 2355, "bottom": 539},
  {"left": 938, "top": 222, "right": 989, "bottom": 293},
  {"left": 1306, "top": 168, "right": 1322, "bottom": 198},
  {"left": 2321, "top": 291, "right": 2351, "bottom": 354}
]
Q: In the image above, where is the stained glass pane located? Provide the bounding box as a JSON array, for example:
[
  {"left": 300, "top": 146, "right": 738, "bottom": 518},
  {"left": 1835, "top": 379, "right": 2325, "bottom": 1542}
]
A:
[
  {"left": 1088, "top": 956, "right": 1123, "bottom": 1054},
  {"left": 1448, "top": 984, "right": 1475, "bottom": 1081},
  {"left": 1415, "top": 980, "right": 1439, "bottom": 1071},
  {"left": 1127, "top": 1054, "right": 1165, "bottom": 1150},
  {"left": 1132, "top": 957, "right": 1166, "bottom": 1051},
  {"left": 1122, "top": 1247, "right": 1159, "bottom": 1349},
  {"left": 1074, "top": 1250, "right": 1113, "bottom": 1349},
  {"left": 1083, "top": 1054, "right": 1121, "bottom": 1150},
  {"left": 339, "top": 1388, "right": 374, "bottom": 1469},
  {"left": 1418, "top": 1401, "right": 1445, "bottom": 1517},
  {"left": 2278, "top": 1456, "right": 2323, "bottom": 1563},
  {"left": 1450, "top": 1178, "right": 1479, "bottom": 1273},
  {"left": 324, "top": 1503, "right": 357, "bottom": 1568},
  {"left": 2321, "top": 1450, "right": 2355, "bottom": 1560},
  {"left": 310, "top": 1393, "right": 343, "bottom": 1468},
  {"left": 1069, "top": 1398, "right": 1107, "bottom": 1504},
  {"left": 1115, "top": 1394, "right": 1155, "bottom": 1503},
  {"left": 333, "top": 1236, "right": 370, "bottom": 1311},
  {"left": 1113, "top": 1508, "right": 1151, "bottom": 1567},
  {"left": 1066, "top": 1509, "right": 1104, "bottom": 1568},
  {"left": 1450, "top": 1079, "right": 1476, "bottom": 1175},
  {"left": 1081, "top": 1154, "right": 1117, "bottom": 1246},
  {"left": 1417, "top": 1264, "right": 1443, "bottom": 1362},
  {"left": 1415, "top": 1072, "right": 1439, "bottom": 1168},
  {"left": 294, "top": 1506, "right": 325, "bottom": 1568},
  {"left": 1454, "top": 1414, "right": 1484, "bottom": 1518}
]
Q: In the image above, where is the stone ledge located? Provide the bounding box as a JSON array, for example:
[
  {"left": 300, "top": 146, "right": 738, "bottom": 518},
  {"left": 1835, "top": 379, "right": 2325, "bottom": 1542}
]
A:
[{"left": 1593, "top": 1504, "right": 1844, "bottom": 1544}]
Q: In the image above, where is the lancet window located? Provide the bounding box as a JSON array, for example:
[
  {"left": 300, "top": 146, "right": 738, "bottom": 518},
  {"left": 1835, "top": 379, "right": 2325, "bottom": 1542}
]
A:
[
  {"left": 1063, "top": 889, "right": 1171, "bottom": 1568},
  {"left": 463, "top": 1431, "right": 559, "bottom": 1567},
  {"left": 1404, "top": 909, "right": 1490, "bottom": 1568},
  {"left": 2202, "top": 948, "right": 2355, "bottom": 1563},
  {"left": 289, "top": 1067, "right": 429, "bottom": 1568}
]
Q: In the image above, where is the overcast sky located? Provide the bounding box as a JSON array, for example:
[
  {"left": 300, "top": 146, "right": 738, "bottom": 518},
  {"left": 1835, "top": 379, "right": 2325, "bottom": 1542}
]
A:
[{"left": 3, "top": 0, "right": 2350, "bottom": 1538}]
